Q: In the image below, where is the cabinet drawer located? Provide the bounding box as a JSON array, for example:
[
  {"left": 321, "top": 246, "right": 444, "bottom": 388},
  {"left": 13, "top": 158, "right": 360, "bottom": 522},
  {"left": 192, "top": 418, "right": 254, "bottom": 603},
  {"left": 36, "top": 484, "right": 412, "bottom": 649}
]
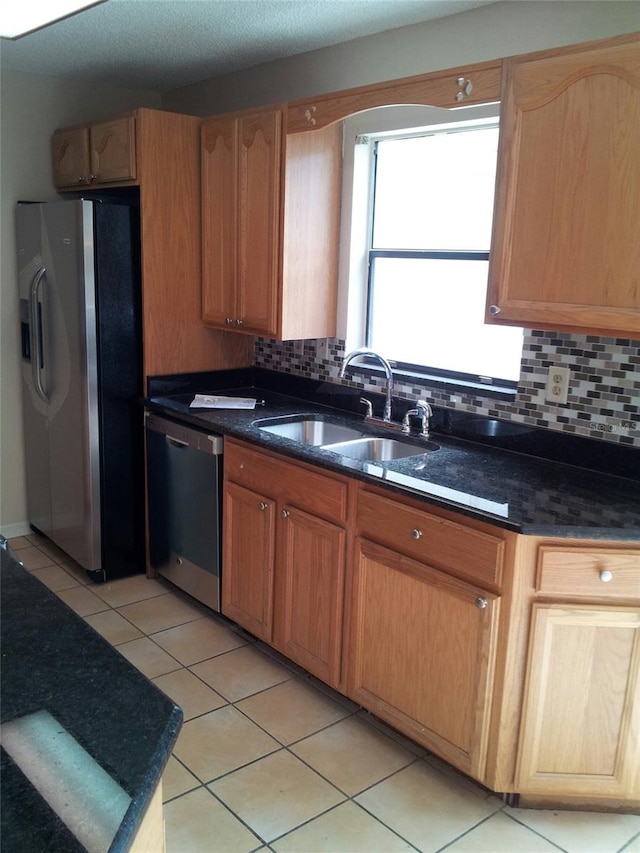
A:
[
  {"left": 225, "top": 440, "right": 348, "bottom": 524},
  {"left": 357, "top": 489, "right": 504, "bottom": 588},
  {"left": 537, "top": 546, "right": 640, "bottom": 599}
]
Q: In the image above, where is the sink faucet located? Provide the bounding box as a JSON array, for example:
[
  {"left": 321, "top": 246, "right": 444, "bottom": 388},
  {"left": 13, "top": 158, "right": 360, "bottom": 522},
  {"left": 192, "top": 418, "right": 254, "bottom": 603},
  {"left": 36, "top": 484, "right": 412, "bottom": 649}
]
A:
[{"left": 340, "top": 348, "right": 394, "bottom": 422}]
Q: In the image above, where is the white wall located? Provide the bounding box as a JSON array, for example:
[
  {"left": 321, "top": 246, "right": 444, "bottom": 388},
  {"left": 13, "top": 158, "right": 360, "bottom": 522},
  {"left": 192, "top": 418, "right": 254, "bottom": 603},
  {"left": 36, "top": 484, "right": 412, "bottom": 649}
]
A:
[
  {"left": 163, "top": 0, "right": 640, "bottom": 115},
  {"left": 0, "top": 70, "right": 161, "bottom": 535}
]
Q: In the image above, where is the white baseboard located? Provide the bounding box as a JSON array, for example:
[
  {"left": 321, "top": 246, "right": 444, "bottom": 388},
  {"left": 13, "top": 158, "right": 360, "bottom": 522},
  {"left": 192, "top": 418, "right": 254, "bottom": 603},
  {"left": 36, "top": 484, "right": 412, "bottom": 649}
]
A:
[{"left": 1, "top": 522, "right": 33, "bottom": 539}]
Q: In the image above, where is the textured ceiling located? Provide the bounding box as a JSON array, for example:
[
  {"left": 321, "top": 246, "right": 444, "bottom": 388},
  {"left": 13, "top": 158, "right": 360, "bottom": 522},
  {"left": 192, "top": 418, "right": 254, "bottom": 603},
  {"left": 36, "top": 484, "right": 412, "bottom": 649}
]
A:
[{"left": 0, "top": 0, "right": 496, "bottom": 93}]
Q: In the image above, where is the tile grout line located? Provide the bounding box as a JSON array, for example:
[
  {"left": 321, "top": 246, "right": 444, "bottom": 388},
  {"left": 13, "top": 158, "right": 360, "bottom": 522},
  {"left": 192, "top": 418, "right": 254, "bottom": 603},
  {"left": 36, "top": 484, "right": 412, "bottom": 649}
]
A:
[{"left": 11, "top": 537, "right": 640, "bottom": 853}]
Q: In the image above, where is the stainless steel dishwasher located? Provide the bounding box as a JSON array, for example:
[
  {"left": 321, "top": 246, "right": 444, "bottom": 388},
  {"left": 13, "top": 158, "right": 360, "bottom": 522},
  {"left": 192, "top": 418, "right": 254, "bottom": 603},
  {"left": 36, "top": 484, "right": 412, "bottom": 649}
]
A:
[{"left": 145, "top": 412, "right": 223, "bottom": 611}]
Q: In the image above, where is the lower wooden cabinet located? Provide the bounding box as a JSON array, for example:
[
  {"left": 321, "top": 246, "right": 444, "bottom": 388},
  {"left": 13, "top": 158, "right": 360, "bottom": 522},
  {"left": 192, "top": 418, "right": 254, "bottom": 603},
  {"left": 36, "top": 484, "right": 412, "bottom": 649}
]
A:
[
  {"left": 222, "top": 481, "right": 275, "bottom": 641},
  {"left": 222, "top": 439, "right": 349, "bottom": 687},
  {"left": 221, "top": 439, "right": 639, "bottom": 808},
  {"left": 346, "top": 536, "right": 500, "bottom": 780},
  {"left": 274, "top": 506, "right": 346, "bottom": 686},
  {"left": 516, "top": 603, "right": 640, "bottom": 799}
]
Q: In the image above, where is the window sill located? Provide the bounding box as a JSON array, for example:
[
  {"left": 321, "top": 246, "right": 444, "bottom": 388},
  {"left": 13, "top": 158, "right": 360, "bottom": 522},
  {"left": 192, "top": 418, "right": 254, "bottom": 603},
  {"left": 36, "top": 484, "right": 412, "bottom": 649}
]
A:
[{"left": 358, "top": 364, "right": 518, "bottom": 401}]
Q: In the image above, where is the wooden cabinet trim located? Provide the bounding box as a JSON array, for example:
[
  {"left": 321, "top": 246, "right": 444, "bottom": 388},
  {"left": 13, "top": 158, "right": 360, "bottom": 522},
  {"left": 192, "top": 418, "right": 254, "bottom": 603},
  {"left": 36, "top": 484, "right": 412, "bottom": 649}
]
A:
[{"left": 286, "top": 60, "right": 502, "bottom": 132}]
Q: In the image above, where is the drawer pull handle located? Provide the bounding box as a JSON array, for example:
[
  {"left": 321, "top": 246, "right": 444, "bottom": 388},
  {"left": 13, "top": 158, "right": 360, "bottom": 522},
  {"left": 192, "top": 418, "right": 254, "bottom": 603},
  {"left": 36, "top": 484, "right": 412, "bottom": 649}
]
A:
[
  {"left": 281, "top": 509, "right": 290, "bottom": 519},
  {"left": 411, "top": 528, "right": 422, "bottom": 540},
  {"left": 599, "top": 570, "right": 613, "bottom": 583},
  {"left": 475, "top": 597, "right": 488, "bottom": 610},
  {"left": 258, "top": 502, "right": 268, "bottom": 511}
]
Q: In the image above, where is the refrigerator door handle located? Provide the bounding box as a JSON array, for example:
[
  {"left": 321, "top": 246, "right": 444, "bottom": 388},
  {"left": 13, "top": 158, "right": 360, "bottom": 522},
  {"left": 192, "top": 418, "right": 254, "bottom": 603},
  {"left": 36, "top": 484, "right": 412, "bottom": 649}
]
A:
[{"left": 29, "top": 266, "right": 49, "bottom": 403}]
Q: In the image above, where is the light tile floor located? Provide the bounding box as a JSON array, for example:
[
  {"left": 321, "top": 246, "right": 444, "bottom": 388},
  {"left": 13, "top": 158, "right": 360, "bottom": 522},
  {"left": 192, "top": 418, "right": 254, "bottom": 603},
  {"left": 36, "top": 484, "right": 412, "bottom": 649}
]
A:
[{"left": 10, "top": 534, "right": 640, "bottom": 853}]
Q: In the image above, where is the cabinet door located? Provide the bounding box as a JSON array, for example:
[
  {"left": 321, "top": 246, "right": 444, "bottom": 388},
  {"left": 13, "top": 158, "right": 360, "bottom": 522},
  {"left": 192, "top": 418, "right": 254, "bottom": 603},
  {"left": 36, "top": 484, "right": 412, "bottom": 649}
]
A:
[
  {"left": 236, "top": 110, "right": 282, "bottom": 335},
  {"left": 347, "top": 537, "right": 500, "bottom": 780},
  {"left": 487, "top": 36, "right": 640, "bottom": 337},
  {"left": 222, "top": 481, "right": 275, "bottom": 641},
  {"left": 274, "top": 506, "right": 346, "bottom": 688},
  {"left": 201, "top": 117, "right": 238, "bottom": 327},
  {"left": 89, "top": 116, "right": 136, "bottom": 184},
  {"left": 516, "top": 604, "right": 640, "bottom": 798},
  {"left": 51, "top": 127, "right": 90, "bottom": 188}
]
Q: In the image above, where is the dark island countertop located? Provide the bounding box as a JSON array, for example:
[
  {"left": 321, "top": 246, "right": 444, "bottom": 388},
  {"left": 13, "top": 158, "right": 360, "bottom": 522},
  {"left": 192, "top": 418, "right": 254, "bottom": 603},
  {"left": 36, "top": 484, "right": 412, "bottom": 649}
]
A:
[
  {"left": 146, "top": 368, "right": 640, "bottom": 542},
  {"left": 0, "top": 544, "right": 182, "bottom": 852}
]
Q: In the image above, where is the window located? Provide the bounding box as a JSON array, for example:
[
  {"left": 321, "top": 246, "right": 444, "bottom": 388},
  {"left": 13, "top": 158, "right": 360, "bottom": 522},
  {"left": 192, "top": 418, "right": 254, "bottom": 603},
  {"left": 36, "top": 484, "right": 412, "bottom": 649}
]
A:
[{"left": 341, "top": 109, "right": 523, "bottom": 391}]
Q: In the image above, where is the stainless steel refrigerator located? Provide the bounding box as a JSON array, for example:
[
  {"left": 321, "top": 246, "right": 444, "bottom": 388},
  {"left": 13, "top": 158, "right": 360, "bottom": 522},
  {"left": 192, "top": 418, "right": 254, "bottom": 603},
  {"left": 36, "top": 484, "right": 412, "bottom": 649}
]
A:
[{"left": 17, "top": 198, "right": 145, "bottom": 581}]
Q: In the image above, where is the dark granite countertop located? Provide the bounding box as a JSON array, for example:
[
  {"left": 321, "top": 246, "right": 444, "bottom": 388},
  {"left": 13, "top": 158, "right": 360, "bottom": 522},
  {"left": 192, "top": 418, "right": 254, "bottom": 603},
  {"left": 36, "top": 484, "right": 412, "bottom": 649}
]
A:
[
  {"left": 146, "top": 368, "right": 640, "bottom": 541},
  {"left": 0, "top": 545, "right": 182, "bottom": 852}
]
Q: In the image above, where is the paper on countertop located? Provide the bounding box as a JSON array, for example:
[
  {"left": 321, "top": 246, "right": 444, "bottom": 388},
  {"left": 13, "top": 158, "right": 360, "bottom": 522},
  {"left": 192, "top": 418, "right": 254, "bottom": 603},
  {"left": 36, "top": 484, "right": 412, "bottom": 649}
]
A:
[{"left": 190, "top": 394, "right": 260, "bottom": 409}]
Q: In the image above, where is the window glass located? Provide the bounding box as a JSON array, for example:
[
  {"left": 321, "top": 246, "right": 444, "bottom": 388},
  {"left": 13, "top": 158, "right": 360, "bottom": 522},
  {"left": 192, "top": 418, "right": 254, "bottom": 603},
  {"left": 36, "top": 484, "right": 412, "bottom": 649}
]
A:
[
  {"left": 372, "top": 128, "right": 499, "bottom": 251},
  {"left": 368, "top": 257, "right": 524, "bottom": 381},
  {"left": 365, "top": 122, "right": 523, "bottom": 386}
]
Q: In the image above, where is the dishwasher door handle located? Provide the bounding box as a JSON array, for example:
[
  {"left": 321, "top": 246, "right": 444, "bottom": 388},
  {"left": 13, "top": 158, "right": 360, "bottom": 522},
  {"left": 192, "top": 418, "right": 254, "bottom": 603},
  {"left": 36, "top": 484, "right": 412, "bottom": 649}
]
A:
[{"left": 165, "top": 435, "right": 190, "bottom": 449}]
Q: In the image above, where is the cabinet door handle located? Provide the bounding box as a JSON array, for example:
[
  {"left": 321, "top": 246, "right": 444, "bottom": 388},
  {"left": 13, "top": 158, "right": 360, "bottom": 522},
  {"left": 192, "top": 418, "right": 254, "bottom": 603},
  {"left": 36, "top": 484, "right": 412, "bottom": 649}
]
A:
[
  {"left": 258, "top": 502, "right": 268, "bottom": 511},
  {"left": 475, "top": 597, "right": 488, "bottom": 610},
  {"left": 489, "top": 305, "right": 501, "bottom": 316},
  {"left": 281, "top": 509, "right": 290, "bottom": 519},
  {"left": 599, "top": 570, "right": 613, "bottom": 583},
  {"left": 411, "top": 528, "right": 422, "bottom": 540},
  {"left": 235, "top": 319, "right": 244, "bottom": 326}
]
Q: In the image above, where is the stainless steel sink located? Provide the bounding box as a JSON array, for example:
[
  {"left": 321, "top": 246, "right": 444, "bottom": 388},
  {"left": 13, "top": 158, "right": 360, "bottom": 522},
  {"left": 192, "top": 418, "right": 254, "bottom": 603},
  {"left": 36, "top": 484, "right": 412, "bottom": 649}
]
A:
[
  {"left": 257, "top": 416, "right": 364, "bottom": 446},
  {"left": 323, "top": 436, "right": 438, "bottom": 462}
]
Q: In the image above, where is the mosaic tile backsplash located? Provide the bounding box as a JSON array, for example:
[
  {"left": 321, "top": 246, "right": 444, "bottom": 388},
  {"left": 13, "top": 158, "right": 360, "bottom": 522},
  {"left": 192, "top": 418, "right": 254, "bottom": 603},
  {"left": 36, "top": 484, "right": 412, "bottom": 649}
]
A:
[{"left": 254, "top": 331, "right": 640, "bottom": 448}]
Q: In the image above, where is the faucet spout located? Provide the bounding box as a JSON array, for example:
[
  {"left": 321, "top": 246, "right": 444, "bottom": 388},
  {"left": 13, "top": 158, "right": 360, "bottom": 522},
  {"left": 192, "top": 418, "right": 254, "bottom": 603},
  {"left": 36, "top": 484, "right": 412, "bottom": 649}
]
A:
[{"left": 340, "top": 348, "right": 394, "bottom": 422}]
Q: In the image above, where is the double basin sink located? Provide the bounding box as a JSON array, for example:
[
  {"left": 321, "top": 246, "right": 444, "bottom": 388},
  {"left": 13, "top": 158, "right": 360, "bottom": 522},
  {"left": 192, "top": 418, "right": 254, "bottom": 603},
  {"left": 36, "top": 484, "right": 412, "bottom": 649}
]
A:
[{"left": 256, "top": 414, "right": 439, "bottom": 462}]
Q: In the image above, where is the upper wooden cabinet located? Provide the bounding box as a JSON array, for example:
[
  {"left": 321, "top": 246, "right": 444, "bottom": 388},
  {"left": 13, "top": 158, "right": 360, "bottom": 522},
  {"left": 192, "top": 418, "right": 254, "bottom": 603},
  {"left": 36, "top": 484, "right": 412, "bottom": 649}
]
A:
[
  {"left": 486, "top": 33, "right": 640, "bottom": 338},
  {"left": 201, "top": 106, "right": 342, "bottom": 340},
  {"left": 52, "top": 115, "right": 136, "bottom": 189},
  {"left": 51, "top": 107, "right": 254, "bottom": 379}
]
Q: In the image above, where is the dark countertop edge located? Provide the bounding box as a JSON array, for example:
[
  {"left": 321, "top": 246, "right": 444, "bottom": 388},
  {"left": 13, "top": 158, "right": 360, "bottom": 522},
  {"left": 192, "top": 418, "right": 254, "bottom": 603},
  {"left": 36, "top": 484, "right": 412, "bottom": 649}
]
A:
[
  {"left": 1, "top": 548, "right": 183, "bottom": 853},
  {"left": 109, "top": 709, "right": 182, "bottom": 853},
  {"left": 146, "top": 366, "right": 640, "bottom": 480},
  {"left": 144, "top": 398, "right": 640, "bottom": 543}
]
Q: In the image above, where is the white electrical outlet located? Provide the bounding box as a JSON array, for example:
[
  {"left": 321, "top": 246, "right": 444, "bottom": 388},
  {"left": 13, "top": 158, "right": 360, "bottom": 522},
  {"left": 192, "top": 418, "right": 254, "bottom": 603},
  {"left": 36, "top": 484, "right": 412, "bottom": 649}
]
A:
[
  {"left": 545, "top": 365, "right": 570, "bottom": 404},
  {"left": 293, "top": 340, "right": 304, "bottom": 357}
]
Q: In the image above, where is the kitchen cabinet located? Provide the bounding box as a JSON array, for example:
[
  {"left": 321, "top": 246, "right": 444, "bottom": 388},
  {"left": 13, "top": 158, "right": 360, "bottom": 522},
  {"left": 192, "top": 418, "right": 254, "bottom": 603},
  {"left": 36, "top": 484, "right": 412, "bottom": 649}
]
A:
[
  {"left": 222, "top": 481, "right": 275, "bottom": 641},
  {"left": 201, "top": 107, "right": 342, "bottom": 340},
  {"left": 217, "top": 431, "right": 638, "bottom": 808},
  {"left": 201, "top": 110, "right": 281, "bottom": 335},
  {"left": 52, "top": 107, "right": 253, "bottom": 379},
  {"left": 222, "top": 439, "right": 350, "bottom": 687},
  {"left": 52, "top": 115, "right": 136, "bottom": 188},
  {"left": 486, "top": 33, "right": 640, "bottom": 337},
  {"left": 346, "top": 487, "right": 503, "bottom": 780},
  {"left": 515, "top": 544, "right": 640, "bottom": 800}
]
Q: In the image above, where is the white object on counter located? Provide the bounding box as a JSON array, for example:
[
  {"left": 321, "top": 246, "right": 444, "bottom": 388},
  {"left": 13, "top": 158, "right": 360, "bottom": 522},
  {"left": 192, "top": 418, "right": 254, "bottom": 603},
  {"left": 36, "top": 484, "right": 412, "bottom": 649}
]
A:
[{"left": 189, "top": 394, "right": 261, "bottom": 409}]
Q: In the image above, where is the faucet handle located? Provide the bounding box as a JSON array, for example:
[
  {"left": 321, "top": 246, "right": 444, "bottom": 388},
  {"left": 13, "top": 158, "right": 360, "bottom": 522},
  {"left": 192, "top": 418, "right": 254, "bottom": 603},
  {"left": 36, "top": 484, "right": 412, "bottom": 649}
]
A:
[
  {"left": 402, "top": 400, "right": 432, "bottom": 436},
  {"left": 360, "top": 397, "right": 373, "bottom": 418}
]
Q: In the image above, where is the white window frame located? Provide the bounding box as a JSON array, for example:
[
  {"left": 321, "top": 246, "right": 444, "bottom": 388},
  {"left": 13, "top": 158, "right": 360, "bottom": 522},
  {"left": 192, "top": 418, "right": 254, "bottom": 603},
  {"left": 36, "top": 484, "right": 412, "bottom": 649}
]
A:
[{"left": 336, "top": 102, "right": 520, "bottom": 392}]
